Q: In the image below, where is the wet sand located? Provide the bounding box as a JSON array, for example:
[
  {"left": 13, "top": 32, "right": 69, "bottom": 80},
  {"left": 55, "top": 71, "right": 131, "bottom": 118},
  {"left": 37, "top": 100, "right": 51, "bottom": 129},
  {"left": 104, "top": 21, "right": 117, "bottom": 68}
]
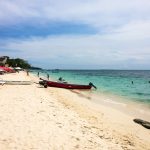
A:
[
  {"left": 0, "top": 71, "right": 149, "bottom": 150},
  {"left": 76, "top": 90, "right": 150, "bottom": 121}
]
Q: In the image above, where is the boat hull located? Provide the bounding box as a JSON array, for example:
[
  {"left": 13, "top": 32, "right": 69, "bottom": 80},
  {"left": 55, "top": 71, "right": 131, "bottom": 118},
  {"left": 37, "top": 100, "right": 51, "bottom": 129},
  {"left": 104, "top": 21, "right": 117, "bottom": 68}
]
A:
[
  {"left": 40, "top": 80, "right": 92, "bottom": 89},
  {"left": 3, "top": 80, "right": 32, "bottom": 85}
]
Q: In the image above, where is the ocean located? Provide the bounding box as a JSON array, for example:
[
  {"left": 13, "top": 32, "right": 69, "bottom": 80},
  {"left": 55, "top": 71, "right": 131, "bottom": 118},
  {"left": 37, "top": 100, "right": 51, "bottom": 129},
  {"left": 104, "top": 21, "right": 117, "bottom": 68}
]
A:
[{"left": 32, "top": 70, "right": 150, "bottom": 106}]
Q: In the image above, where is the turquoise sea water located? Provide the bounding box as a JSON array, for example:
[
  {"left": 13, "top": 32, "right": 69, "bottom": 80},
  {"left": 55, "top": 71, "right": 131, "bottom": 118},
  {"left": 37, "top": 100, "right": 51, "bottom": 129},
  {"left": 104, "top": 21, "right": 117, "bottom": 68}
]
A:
[{"left": 32, "top": 70, "right": 150, "bottom": 106}]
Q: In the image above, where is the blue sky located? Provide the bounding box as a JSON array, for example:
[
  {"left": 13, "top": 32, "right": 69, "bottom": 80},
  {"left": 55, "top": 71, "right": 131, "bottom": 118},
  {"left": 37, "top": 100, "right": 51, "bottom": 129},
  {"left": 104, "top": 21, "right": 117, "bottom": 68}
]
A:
[{"left": 0, "top": 0, "right": 150, "bottom": 69}]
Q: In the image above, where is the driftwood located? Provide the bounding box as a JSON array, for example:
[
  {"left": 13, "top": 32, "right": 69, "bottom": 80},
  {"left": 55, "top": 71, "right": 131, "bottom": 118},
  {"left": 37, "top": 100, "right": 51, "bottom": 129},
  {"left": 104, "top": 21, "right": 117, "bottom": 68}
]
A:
[{"left": 133, "top": 119, "right": 150, "bottom": 129}]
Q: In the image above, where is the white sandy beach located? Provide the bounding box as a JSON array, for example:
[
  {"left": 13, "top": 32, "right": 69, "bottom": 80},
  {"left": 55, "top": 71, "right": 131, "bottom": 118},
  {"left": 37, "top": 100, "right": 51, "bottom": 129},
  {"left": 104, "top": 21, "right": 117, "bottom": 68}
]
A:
[{"left": 0, "top": 71, "right": 150, "bottom": 150}]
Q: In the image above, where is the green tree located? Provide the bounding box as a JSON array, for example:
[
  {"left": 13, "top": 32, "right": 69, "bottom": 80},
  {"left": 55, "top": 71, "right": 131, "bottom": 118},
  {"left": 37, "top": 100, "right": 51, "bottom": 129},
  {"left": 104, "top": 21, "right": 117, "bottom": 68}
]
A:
[{"left": 7, "top": 58, "right": 31, "bottom": 69}]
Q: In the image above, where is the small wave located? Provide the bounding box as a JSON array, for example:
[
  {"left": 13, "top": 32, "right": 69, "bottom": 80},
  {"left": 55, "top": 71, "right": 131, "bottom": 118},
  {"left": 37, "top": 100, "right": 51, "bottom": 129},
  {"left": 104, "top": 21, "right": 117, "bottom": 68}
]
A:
[{"left": 104, "top": 99, "right": 126, "bottom": 106}]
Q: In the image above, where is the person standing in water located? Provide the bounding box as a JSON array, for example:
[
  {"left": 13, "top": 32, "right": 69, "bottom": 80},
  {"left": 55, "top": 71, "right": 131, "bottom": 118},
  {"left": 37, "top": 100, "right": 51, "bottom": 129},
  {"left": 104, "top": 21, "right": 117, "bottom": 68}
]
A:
[
  {"left": 26, "top": 70, "right": 29, "bottom": 76},
  {"left": 47, "top": 74, "right": 49, "bottom": 80},
  {"left": 37, "top": 72, "right": 39, "bottom": 77}
]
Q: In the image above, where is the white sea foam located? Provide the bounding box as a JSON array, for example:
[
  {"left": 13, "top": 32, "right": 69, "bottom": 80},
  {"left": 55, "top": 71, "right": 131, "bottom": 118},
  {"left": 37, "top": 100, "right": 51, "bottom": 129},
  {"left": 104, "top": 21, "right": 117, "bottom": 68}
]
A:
[{"left": 104, "top": 99, "right": 126, "bottom": 107}]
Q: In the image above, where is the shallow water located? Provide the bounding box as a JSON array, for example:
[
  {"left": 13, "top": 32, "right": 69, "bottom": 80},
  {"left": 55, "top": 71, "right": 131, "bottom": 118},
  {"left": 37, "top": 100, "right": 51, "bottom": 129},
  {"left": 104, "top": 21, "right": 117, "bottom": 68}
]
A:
[{"left": 32, "top": 70, "right": 150, "bottom": 107}]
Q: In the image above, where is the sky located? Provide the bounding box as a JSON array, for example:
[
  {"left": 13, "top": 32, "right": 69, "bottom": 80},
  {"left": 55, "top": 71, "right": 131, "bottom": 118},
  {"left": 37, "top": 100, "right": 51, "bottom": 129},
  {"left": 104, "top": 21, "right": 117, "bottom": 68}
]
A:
[{"left": 0, "top": 0, "right": 150, "bottom": 69}]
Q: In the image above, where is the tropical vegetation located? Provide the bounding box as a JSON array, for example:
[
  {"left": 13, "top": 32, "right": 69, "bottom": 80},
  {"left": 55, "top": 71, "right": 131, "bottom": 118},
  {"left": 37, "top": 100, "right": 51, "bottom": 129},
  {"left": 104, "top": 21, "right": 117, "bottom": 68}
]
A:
[{"left": 7, "top": 58, "right": 31, "bottom": 69}]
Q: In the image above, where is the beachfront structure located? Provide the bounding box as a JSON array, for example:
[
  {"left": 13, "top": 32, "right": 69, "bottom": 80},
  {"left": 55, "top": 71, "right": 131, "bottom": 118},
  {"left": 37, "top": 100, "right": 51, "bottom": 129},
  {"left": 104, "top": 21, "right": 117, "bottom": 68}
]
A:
[{"left": 0, "top": 56, "right": 9, "bottom": 66}]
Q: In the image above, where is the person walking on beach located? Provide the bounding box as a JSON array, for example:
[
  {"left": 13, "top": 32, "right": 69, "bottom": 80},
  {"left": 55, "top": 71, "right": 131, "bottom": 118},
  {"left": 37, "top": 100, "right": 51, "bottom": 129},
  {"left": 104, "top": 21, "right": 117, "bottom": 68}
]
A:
[
  {"left": 26, "top": 70, "right": 29, "bottom": 76},
  {"left": 47, "top": 74, "right": 49, "bottom": 80},
  {"left": 37, "top": 72, "right": 39, "bottom": 77}
]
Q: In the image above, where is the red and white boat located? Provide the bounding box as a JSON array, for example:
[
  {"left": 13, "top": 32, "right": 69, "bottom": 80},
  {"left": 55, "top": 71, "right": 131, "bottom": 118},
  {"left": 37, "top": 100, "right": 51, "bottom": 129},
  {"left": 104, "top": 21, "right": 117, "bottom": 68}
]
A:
[{"left": 39, "top": 78, "right": 96, "bottom": 89}]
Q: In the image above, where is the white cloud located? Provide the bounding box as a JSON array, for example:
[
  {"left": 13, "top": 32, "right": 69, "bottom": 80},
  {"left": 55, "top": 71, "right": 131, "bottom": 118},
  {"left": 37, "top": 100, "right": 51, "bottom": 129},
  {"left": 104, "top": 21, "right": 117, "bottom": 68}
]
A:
[
  {"left": 0, "top": 0, "right": 150, "bottom": 69},
  {"left": 0, "top": 0, "right": 150, "bottom": 29},
  {"left": 1, "top": 22, "right": 150, "bottom": 69}
]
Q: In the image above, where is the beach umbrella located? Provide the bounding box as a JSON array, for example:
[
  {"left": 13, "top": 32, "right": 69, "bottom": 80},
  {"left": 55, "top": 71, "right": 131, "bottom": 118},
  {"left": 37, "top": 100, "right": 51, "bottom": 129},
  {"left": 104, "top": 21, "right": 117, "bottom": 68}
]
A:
[
  {"left": 0, "top": 68, "right": 6, "bottom": 74},
  {"left": 0, "top": 66, "right": 5, "bottom": 70},
  {"left": 14, "top": 67, "right": 22, "bottom": 70},
  {"left": 0, "top": 66, "right": 14, "bottom": 72},
  {"left": 8, "top": 67, "right": 16, "bottom": 72},
  {"left": 0, "top": 68, "right": 5, "bottom": 72}
]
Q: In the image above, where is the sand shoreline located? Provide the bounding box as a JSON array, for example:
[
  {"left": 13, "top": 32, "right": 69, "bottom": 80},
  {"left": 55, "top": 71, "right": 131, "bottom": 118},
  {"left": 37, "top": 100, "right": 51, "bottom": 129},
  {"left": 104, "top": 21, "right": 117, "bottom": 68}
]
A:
[
  {"left": 0, "top": 72, "right": 150, "bottom": 149},
  {"left": 36, "top": 72, "right": 150, "bottom": 121},
  {"left": 83, "top": 90, "right": 150, "bottom": 121}
]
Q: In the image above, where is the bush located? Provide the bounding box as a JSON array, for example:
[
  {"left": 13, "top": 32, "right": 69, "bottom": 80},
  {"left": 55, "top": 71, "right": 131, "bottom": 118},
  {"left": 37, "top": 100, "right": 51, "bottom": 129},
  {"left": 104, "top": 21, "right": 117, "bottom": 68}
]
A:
[{"left": 7, "top": 58, "right": 31, "bottom": 69}]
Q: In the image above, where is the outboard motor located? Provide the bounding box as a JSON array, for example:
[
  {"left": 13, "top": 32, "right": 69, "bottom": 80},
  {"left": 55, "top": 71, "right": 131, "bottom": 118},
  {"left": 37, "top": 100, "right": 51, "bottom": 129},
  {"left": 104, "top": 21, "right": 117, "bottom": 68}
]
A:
[
  {"left": 43, "top": 83, "right": 48, "bottom": 88},
  {"left": 89, "top": 82, "right": 97, "bottom": 89},
  {"left": 39, "top": 78, "right": 48, "bottom": 88}
]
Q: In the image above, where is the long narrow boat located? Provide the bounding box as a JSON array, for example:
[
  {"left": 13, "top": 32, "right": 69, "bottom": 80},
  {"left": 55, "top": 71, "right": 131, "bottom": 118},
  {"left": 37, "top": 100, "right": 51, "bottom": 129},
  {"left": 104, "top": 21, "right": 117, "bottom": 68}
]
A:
[
  {"left": 39, "top": 79, "right": 96, "bottom": 89},
  {"left": 0, "top": 81, "right": 5, "bottom": 85},
  {"left": 0, "top": 80, "right": 32, "bottom": 85}
]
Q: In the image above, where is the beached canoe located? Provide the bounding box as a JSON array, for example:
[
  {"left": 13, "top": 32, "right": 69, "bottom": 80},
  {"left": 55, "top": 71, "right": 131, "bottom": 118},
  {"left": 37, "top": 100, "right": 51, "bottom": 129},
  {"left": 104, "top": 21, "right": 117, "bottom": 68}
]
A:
[
  {"left": 39, "top": 79, "right": 96, "bottom": 89},
  {"left": 1, "top": 80, "right": 32, "bottom": 85},
  {"left": 0, "top": 81, "right": 5, "bottom": 85}
]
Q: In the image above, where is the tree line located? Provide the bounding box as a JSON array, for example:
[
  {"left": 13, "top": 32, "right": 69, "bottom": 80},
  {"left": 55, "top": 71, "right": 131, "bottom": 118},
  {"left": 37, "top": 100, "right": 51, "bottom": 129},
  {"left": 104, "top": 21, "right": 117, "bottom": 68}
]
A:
[{"left": 7, "top": 58, "right": 31, "bottom": 69}]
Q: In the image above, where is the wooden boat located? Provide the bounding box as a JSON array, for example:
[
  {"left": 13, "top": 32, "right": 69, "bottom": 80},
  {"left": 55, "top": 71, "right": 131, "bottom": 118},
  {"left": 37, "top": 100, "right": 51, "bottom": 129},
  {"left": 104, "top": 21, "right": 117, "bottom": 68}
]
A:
[
  {"left": 39, "top": 79, "right": 96, "bottom": 89},
  {"left": 0, "top": 81, "right": 5, "bottom": 85},
  {"left": 1, "top": 80, "right": 32, "bottom": 85}
]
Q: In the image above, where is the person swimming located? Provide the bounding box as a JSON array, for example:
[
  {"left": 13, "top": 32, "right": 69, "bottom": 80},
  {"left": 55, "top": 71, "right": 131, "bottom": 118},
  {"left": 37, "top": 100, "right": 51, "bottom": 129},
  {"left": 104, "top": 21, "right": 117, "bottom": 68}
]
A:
[
  {"left": 58, "top": 77, "right": 66, "bottom": 83},
  {"left": 58, "top": 77, "right": 63, "bottom": 81}
]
